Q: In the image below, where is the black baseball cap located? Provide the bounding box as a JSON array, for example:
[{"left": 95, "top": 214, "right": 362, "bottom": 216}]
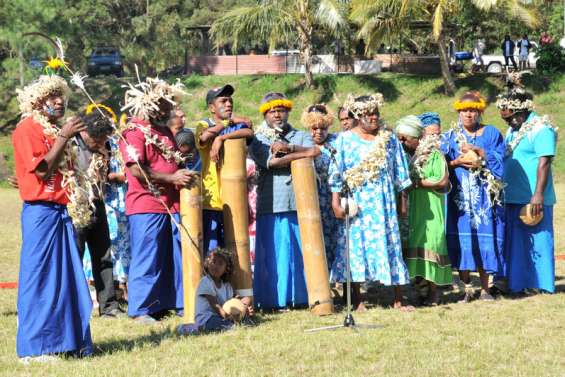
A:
[{"left": 206, "top": 84, "right": 234, "bottom": 105}]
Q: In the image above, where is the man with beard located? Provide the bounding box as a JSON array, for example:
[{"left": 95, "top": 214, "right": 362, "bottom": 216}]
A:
[
  {"left": 13, "top": 75, "right": 93, "bottom": 359},
  {"left": 249, "top": 92, "right": 320, "bottom": 311},
  {"left": 120, "top": 77, "right": 195, "bottom": 323},
  {"left": 497, "top": 87, "right": 557, "bottom": 294},
  {"left": 195, "top": 85, "right": 253, "bottom": 254}
]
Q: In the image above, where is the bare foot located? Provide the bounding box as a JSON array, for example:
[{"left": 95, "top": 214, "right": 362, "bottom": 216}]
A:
[
  {"left": 393, "top": 301, "right": 415, "bottom": 312},
  {"left": 355, "top": 302, "right": 368, "bottom": 312}
]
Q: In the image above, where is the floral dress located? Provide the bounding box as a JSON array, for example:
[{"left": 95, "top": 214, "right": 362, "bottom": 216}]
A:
[
  {"left": 314, "top": 133, "right": 340, "bottom": 268},
  {"left": 441, "top": 125, "right": 505, "bottom": 274},
  {"left": 104, "top": 137, "right": 131, "bottom": 282},
  {"left": 328, "top": 130, "right": 411, "bottom": 285}
]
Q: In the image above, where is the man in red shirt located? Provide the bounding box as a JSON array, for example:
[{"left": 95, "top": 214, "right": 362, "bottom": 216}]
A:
[
  {"left": 13, "top": 75, "right": 93, "bottom": 360},
  {"left": 119, "top": 77, "right": 194, "bottom": 323}
]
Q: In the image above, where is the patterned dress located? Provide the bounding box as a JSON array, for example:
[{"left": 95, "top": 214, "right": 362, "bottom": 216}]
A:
[
  {"left": 441, "top": 125, "right": 505, "bottom": 274},
  {"left": 104, "top": 137, "right": 130, "bottom": 282},
  {"left": 314, "top": 133, "right": 341, "bottom": 267},
  {"left": 328, "top": 130, "right": 411, "bottom": 285}
]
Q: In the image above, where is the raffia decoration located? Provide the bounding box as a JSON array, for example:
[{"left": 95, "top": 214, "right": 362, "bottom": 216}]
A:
[
  {"left": 300, "top": 106, "right": 334, "bottom": 129},
  {"left": 450, "top": 122, "right": 505, "bottom": 207},
  {"left": 16, "top": 75, "right": 70, "bottom": 116},
  {"left": 343, "top": 129, "right": 392, "bottom": 191},
  {"left": 342, "top": 93, "right": 384, "bottom": 120},
  {"left": 255, "top": 122, "right": 284, "bottom": 143},
  {"left": 505, "top": 114, "right": 558, "bottom": 157},
  {"left": 121, "top": 74, "right": 186, "bottom": 120},
  {"left": 410, "top": 134, "right": 441, "bottom": 181}
]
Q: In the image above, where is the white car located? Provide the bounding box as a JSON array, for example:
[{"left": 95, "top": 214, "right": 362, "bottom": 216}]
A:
[{"left": 478, "top": 41, "right": 539, "bottom": 73}]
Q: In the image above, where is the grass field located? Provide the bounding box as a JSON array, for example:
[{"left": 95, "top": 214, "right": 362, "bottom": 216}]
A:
[
  {"left": 0, "top": 72, "right": 564, "bottom": 376},
  {"left": 0, "top": 186, "right": 564, "bottom": 376}
]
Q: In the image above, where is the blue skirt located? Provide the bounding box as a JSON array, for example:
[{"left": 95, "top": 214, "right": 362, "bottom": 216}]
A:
[
  {"left": 253, "top": 212, "right": 308, "bottom": 310},
  {"left": 127, "top": 213, "right": 183, "bottom": 316},
  {"left": 505, "top": 205, "right": 554, "bottom": 293},
  {"left": 17, "top": 202, "right": 93, "bottom": 357}
]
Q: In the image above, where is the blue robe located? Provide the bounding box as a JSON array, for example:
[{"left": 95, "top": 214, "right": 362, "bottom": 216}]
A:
[
  {"left": 127, "top": 213, "right": 183, "bottom": 316},
  {"left": 441, "top": 125, "right": 505, "bottom": 274},
  {"left": 17, "top": 202, "right": 93, "bottom": 357}
]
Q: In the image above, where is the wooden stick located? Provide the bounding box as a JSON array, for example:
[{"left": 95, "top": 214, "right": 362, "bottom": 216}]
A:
[
  {"left": 220, "top": 139, "right": 253, "bottom": 299},
  {"left": 291, "top": 157, "right": 334, "bottom": 315}
]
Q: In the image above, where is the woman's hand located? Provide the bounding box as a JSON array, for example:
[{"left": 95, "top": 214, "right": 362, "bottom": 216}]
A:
[
  {"left": 332, "top": 198, "right": 346, "bottom": 219},
  {"left": 529, "top": 192, "right": 544, "bottom": 217}
]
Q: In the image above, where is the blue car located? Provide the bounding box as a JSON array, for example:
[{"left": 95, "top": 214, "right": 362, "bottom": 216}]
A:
[{"left": 87, "top": 47, "right": 124, "bottom": 77}]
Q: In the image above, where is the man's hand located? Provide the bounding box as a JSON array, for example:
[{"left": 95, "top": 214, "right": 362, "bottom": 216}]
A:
[
  {"left": 529, "top": 192, "right": 544, "bottom": 217},
  {"left": 230, "top": 115, "right": 252, "bottom": 128},
  {"left": 210, "top": 136, "right": 224, "bottom": 163},
  {"left": 59, "top": 117, "right": 86, "bottom": 138},
  {"left": 169, "top": 169, "right": 195, "bottom": 187},
  {"left": 7, "top": 175, "right": 18, "bottom": 189},
  {"left": 270, "top": 142, "right": 290, "bottom": 155},
  {"left": 305, "top": 146, "right": 321, "bottom": 158}
]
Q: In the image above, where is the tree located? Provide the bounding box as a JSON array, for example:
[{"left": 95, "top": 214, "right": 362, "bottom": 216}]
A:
[
  {"left": 210, "top": 0, "right": 350, "bottom": 87},
  {"left": 350, "top": 0, "right": 538, "bottom": 95}
]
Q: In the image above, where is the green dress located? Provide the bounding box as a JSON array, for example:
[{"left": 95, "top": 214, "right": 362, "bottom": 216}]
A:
[{"left": 405, "top": 149, "right": 452, "bottom": 285}]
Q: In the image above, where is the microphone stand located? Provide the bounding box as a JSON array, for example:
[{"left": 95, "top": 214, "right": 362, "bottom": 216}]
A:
[{"left": 305, "top": 166, "right": 383, "bottom": 333}]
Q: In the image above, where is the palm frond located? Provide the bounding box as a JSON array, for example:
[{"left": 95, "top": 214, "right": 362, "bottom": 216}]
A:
[
  {"left": 315, "top": 0, "right": 350, "bottom": 34},
  {"left": 210, "top": 2, "right": 294, "bottom": 51}
]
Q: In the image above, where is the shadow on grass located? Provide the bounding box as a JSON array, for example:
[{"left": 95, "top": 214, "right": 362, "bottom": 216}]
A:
[
  {"left": 352, "top": 75, "right": 401, "bottom": 102},
  {"left": 92, "top": 327, "right": 175, "bottom": 356},
  {"left": 433, "top": 74, "right": 502, "bottom": 103}
]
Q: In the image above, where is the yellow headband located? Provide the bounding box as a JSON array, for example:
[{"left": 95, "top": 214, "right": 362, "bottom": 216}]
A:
[
  {"left": 259, "top": 99, "right": 293, "bottom": 114},
  {"left": 86, "top": 103, "right": 118, "bottom": 123},
  {"left": 453, "top": 98, "right": 487, "bottom": 112}
]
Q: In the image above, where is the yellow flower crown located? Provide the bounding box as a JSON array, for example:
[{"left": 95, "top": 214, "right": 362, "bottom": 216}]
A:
[
  {"left": 259, "top": 99, "right": 293, "bottom": 114},
  {"left": 86, "top": 103, "right": 118, "bottom": 123},
  {"left": 453, "top": 98, "right": 487, "bottom": 112}
]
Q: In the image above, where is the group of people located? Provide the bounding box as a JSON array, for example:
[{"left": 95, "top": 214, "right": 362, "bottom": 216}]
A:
[{"left": 12, "top": 69, "right": 557, "bottom": 360}]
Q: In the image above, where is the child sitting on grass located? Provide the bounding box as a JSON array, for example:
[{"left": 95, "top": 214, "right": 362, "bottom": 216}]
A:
[{"left": 195, "top": 248, "right": 253, "bottom": 332}]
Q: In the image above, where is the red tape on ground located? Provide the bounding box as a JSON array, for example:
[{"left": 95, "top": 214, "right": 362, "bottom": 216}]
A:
[
  {"left": 0, "top": 282, "right": 17, "bottom": 289},
  {"left": 556, "top": 255, "right": 565, "bottom": 261}
]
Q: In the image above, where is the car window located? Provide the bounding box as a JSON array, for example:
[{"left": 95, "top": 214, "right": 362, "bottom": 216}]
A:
[{"left": 92, "top": 49, "right": 119, "bottom": 56}]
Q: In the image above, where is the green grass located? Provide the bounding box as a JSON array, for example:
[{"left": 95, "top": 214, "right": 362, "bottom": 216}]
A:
[
  {"left": 1, "top": 72, "right": 565, "bottom": 179},
  {"left": 0, "top": 185, "right": 564, "bottom": 376},
  {"left": 1, "top": 73, "right": 565, "bottom": 376}
]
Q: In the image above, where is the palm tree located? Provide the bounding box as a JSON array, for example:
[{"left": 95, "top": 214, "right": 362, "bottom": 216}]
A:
[
  {"left": 210, "top": 0, "right": 350, "bottom": 88},
  {"left": 351, "top": 0, "right": 538, "bottom": 95}
]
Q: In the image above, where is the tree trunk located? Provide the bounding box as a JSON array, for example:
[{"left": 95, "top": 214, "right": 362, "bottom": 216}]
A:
[
  {"left": 303, "top": 42, "right": 313, "bottom": 88},
  {"left": 437, "top": 33, "right": 456, "bottom": 96},
  {"left": 18, "top": 46, "right": 25, "bottom": 87}
]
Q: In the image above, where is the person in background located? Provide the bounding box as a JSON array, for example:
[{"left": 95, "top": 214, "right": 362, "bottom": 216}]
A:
[
  {"left": 418, "top": 112, "right": 442, "bottom": 136},
  {"left": 501, "top": 35, "right": 517, "bottom": 70},
  {"left": 73, "top": 105, "right": 124, "bottom": 318},
  {"left": 168, "top": 108, "right": 186, "bottom": 136},
  {"left": 195, "top": 84, "right": 254, "bottom": 254},
  {"left": 175, "top": 128, "right": 201, "bottom": 172},
  {"left": 338, "top": 106, "right": 356, "bottom": 131},
  {"left": 302, "top": 103, "right": 340, "bottom": 270},
  {"left": 517, "top": 34, "right": 532, "bottom": 71}
]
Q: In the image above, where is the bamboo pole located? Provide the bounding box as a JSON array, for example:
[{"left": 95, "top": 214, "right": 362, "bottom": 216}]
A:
[
  {"left": 220, "top": 139, "right": 253, "bottom": 299},
  {"left": 291, "top": 157, "right": 334, "bottom": 315},
  {"left": 180, "top": 178, "right": 203, "bottom": 326}
]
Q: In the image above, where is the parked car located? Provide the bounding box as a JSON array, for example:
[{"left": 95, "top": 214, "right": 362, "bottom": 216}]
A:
[
  {"left": 29, "top": 57, "right": 43, "bottom": 70},
  {"left": 87, "top": 47, "right": 124, "bottom": 77},
  {"left": 477, "top": 41, "right": 539, "bottom": 73}
]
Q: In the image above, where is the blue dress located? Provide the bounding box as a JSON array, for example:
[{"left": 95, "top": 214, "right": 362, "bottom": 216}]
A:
[
  {"left": 328, "top": 130, "right": 411, "bottom": 285},
  {"left": 314, "top": 133, "right": 341, "bottom": 267},
  {"left": 441, "top": 124, "right": 505, "bottom": 274},
  {"left": 104, "top": 137, "right": 131, "bottom": 282}
]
